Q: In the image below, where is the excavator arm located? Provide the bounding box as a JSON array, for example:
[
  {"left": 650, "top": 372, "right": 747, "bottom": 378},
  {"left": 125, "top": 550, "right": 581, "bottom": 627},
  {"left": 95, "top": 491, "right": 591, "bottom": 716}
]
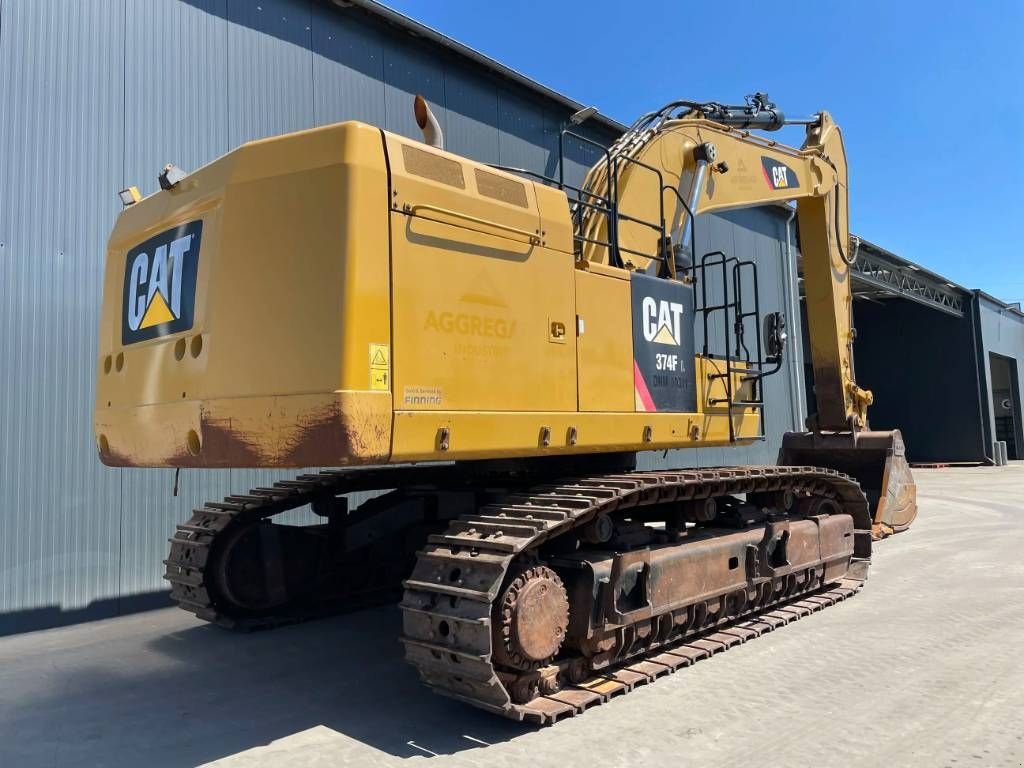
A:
[{"left": 577, "top": 96, "right": 916, "bottom": 536}]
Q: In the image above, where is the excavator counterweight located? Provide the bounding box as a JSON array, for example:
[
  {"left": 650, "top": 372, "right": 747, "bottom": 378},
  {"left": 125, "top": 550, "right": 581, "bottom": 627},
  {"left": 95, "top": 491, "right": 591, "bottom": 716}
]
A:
[{"left": 94, "top": 93, "right": 916, "bottom": 722}]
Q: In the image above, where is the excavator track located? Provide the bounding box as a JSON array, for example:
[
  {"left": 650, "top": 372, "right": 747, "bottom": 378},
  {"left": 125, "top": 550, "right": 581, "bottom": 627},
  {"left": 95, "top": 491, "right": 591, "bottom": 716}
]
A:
[
  {"left": 163, "top": 466, "right": 467, "bottom": 630},
  {"left": 165, "top": 463, "right": 871, "bottom": 724},
  {"left": 400, "top": 465, "right": 871, "bottom": 724}
]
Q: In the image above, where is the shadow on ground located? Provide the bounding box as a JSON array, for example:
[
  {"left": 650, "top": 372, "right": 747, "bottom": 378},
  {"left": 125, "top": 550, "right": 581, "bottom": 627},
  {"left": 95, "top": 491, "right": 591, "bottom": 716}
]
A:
[{"left": 2, "top": 606, "right": 529, "bottom": 766}]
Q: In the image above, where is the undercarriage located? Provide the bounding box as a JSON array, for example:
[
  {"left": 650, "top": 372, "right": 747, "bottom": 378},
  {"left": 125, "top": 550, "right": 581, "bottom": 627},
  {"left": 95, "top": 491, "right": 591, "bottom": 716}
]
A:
[{"left": 164, "top": 463, "right": 871, "bottom": 723}]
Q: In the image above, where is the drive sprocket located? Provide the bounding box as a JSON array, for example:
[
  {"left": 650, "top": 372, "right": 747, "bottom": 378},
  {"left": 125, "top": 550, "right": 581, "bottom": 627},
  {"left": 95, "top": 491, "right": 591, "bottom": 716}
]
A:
[{"left": 493, "top": 565, "right": 569, "bottom": 670}]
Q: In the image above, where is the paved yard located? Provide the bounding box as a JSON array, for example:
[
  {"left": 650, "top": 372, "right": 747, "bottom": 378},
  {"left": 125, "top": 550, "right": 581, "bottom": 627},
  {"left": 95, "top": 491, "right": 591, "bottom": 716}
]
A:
[{"left": 1, "top": 465, "right": 1022, "bottom": 767}]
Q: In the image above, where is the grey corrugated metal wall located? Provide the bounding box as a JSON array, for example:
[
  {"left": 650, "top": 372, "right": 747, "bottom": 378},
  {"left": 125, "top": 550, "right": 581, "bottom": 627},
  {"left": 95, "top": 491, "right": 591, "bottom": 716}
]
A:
[
  {"left": 0, "top": 0, "right": 803, "bottom": 634},
  {"left": 977, "top": 295, "right": 1024, "bottom": 460},
  {"left": 1, "top": 1, "right": 127, "bottom": 631}
]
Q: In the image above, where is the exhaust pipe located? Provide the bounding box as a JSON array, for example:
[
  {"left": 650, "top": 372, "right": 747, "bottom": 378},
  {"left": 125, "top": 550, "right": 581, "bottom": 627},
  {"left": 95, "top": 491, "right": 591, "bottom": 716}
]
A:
[{"left": 413, "top": 94, "right": 444, "bottom": 149}]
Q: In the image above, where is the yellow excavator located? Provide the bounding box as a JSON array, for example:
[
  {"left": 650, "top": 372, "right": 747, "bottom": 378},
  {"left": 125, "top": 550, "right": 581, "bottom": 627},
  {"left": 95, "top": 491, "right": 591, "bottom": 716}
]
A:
[{"left": 95, "top": 92, "right": 916, "bottom": 723}]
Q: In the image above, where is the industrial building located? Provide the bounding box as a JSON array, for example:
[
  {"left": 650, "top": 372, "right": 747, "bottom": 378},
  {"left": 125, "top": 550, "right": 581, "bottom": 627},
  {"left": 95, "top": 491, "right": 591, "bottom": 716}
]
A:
[
  {"left": 0, "top": 0, "right": 1020, "bottom": 636},
  {"left": 846, "top": 239, "right": 1024, "bottom": 465}
]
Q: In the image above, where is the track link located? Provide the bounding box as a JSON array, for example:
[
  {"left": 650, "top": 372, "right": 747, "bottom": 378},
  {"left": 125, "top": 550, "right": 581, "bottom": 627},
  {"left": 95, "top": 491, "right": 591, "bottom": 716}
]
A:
[
  {"left": 164, "top": 473, "right": 346, "bottom": 628},
  {"left": 400, "top": 465, "right": 871, "bottom": 724},
  {"left": 163, "top": 465, "right": 468, "bottom": 629}
]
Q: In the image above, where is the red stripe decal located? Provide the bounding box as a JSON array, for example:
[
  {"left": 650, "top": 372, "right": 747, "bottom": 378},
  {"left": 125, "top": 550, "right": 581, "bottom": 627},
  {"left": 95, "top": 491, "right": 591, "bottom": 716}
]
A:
[
  {"left": 762, "top": 165, "right": 774, "bottom": 188},
  {"left": 634, "top": 360, "right": 656, "bottom": 412}
]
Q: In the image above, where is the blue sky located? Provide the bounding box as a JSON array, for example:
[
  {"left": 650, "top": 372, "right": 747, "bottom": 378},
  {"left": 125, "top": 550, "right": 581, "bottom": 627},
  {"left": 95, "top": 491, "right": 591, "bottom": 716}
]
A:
[{"left": 383, "top": 0, "right": 1024, "bottom": 302}]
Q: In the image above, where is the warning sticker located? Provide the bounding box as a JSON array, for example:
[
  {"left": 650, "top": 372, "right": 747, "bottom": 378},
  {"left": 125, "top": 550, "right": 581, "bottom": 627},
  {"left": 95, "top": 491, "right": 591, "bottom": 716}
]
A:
[{"left": 369, "top": 343, "right": 390, "bottom": 391}]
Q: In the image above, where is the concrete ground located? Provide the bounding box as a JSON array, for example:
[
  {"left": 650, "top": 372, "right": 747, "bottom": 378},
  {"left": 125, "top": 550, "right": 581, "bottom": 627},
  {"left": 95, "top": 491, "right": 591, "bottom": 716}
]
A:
[{"left": 2, "top": 466, "right": 1022, "bottom": 768}]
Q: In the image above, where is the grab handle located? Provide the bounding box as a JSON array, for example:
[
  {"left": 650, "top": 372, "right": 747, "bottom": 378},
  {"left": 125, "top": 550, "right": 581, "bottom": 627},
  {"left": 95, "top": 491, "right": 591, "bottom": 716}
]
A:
[{"left": 403, "top": 202, "right": 541, "bottom": 244}]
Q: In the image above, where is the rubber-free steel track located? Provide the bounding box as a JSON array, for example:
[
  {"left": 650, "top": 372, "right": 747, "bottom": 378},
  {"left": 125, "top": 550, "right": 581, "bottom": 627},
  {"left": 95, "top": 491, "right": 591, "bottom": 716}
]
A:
[
  {"left": 400, "top": 465, "right": 871, "bottom": 723},
  {"left": 164, "top": 464, "right": 870, "bottom": 724},
  {"left": 163, "top": 465, "right": 466, "bottom": 629}
]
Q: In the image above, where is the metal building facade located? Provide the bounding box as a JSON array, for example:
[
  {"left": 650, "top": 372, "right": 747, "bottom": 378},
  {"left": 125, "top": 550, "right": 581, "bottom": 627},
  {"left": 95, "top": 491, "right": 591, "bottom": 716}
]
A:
[
  {"left": 847, "top": 238, "right": 1024, "bottom": 466},
  {"left": 976, "top": 294, "right": 1024, "bottom": 462},
  {"left": 0, "top": 0, "right": 805, "bottom": 634},
  {"left": 853, "top": 297, "right": 986, "bottom": 463}
]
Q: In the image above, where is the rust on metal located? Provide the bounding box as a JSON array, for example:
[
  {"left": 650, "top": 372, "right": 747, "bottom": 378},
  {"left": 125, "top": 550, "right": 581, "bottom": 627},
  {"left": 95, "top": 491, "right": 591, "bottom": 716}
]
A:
[
  {"left": 494, "top": 566, "right": 569, "bottom": 669},
  {"left": 163, "top": 463, "right": 872, "bottom": 725},
  {"left": 779, "top": 428, "right": 918, "bottom": 539},
  {"left": 177, "top": 413, "right": 264, "bottom": 467},
  {"left": 278, "top": 402, "right": 357, "bottom": 467},
  {"left": 401, "top": 465, "right": 872, "bottom": 723},
  {"left": 97, "top": 392, "right": 392, "bottom": 469}
]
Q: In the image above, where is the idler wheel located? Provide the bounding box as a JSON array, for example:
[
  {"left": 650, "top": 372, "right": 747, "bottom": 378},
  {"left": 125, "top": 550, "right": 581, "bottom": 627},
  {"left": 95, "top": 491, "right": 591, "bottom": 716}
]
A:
[
  {"left": 209, "top": 521, "right": 320, "bottom": 616},
  {"left": 797, "top": 495, "right": 841, "bottom": 517},
  {"left": 212, "top": 522, "right": 284, "bottom": 612},
  {"left": 493, "top": 565, "right": 569, "bottom": 670}
]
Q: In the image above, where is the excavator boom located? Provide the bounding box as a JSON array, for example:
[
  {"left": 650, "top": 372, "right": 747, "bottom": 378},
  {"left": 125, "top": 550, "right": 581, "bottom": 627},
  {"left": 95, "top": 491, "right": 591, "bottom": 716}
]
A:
[{"left": 575, "top": 96, "right": 917, "bottom": 536}]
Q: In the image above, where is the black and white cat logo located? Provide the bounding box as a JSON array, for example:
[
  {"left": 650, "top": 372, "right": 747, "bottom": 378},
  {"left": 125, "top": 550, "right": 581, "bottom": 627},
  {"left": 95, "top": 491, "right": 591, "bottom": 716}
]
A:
[
  {"left": 761, "top": 157, "right": 799, "bottom": 191},
  {"left": 641, "top": 296, "right": 685, "bottom": 346},
  {"left": 630, "top": 273, "right": 697, "bottom": 413},
  {"left": 122, "top": 220, "right": 202, "bottom": 345}
]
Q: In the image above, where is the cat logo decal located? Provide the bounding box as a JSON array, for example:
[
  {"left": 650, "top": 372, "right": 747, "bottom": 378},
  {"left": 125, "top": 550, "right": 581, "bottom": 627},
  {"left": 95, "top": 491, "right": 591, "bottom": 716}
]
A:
[{"left": 122, "top": 221, "right": 202, "bottom": 344}]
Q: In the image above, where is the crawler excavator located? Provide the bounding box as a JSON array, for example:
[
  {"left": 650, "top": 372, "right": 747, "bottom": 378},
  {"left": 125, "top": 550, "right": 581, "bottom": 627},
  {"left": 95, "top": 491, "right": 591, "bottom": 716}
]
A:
[{"left": 94, "top": 92, "right": 917, "bottom": 723}]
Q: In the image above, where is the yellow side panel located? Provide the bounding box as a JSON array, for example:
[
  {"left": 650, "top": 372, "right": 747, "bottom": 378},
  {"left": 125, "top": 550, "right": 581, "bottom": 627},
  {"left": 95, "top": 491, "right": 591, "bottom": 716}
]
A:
[
  {"left": 391, "top": 213, "right": 577, "bottom": 412},
  {"left": 575, "top": 268, "right": 633, "bottom": 412},
  {"left": 385, "top": 133, "right": 544, "bottom": 246},
  {"left": 533, "top": 181, "right": 574, "bottom": 254},
  {"left": 390, "top": 410, "right": 760, "bottom": 463}
]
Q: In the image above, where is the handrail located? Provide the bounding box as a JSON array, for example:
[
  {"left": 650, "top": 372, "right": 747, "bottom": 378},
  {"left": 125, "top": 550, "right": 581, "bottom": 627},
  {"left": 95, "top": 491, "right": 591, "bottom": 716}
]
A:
[{"left": 404, "top": 202, "right": 541, "bottom": 244}]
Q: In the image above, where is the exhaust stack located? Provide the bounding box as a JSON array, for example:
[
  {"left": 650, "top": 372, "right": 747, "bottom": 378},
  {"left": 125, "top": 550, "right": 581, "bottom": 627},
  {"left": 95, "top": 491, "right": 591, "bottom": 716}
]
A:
[{"left": 413, "top": 94, "right": 444, "bottom": 149}]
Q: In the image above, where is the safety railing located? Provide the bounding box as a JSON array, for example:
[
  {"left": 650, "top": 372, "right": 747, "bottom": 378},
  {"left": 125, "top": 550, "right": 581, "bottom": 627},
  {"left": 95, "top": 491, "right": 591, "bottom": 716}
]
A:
[{"left": 491, "top": 127, "right": 785, "bottom": 441}]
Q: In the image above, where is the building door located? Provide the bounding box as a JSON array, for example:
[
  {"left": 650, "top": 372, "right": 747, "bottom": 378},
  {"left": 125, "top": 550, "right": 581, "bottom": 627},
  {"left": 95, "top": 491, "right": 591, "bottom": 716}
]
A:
[{"left": 989, "top": 353, "right": 1022, "bottom": 460}]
